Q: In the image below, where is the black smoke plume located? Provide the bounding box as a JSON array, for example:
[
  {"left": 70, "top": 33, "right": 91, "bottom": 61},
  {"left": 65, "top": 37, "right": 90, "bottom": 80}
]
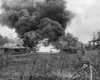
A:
[{"left": 0, "top": 0, "right": 74, "bottom": 48}]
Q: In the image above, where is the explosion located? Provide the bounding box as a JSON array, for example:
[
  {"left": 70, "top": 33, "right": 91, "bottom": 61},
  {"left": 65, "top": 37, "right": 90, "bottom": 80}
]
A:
[{"left": 0, "top": 0, "right": 74, "bottom": 51}]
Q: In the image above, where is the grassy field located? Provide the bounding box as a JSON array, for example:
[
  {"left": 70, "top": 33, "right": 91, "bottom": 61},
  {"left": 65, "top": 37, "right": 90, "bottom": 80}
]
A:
[
  {"left": 0, "top": 51, "right": 100, "bottom": 80},
  {"left": 0, "top": 52, "right": 78, "bottom": 80}
]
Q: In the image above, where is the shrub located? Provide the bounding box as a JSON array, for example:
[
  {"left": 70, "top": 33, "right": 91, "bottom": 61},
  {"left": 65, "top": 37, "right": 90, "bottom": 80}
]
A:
[{"left": 0, "top": 51, "right": 11, "bottom": 69}]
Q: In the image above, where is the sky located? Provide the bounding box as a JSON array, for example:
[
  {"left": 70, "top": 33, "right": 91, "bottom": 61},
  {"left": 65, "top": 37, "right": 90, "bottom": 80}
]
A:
[
  {"left": 66, "top": 0, "right": 100, "bottom": 43},
  {"left": 0, "top": 0, "right": 100, "bottom": 43}
]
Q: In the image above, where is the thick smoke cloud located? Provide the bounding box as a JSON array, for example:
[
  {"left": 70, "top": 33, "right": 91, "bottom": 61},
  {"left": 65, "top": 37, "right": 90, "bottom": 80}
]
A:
[
  {"left": 0, "top": 0, "right": 73, "bottom": 47},
  {"left": 1, "top": 0, "right": 40, "bottom": 13}
]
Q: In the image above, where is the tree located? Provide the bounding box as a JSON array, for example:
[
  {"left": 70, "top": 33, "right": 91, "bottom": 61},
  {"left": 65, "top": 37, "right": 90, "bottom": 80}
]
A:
[
  {"left": 90, "top": 31, "right": 100, "bottom": 50},
  {"left": 54, "top": 33, "right": 78, "bottom": 53},
  {"left": 23, "top": 31, "right": 41, "bottom": 50},
  {"left": 85, "top": 42, "right": 94, "bottom": 51},
  {"left": 0, "top": 35, "right": 9, "bottom": 46}
]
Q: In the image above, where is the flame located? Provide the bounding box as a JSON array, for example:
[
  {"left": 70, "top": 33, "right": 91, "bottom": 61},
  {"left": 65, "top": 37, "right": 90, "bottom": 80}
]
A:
[
  {"left": 36, "top": 39, "right": 60, "bottom": 53},
  {"left": 37, "top": 44, "right": 60, "bottom": 53}
]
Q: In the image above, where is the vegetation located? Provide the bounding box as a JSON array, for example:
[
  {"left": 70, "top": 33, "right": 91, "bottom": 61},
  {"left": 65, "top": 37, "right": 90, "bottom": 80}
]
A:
[
  {"left": 0, "top": 50, "right": 11, "bottom": 69},
  {"left": 0, "top": 35, "right": 9, "bottom": 46},
  {"left": 0, "top": 46, "right": 100, "bottom": 80},
  {"left": 0, "top": 31, "right": 100, "bottom": 80},
  {"left": 54, "top": 33, "right": 78, "bottom": 53},
  {"left": 88, "top": 31, "right": 100, "bottom": 50},
  {"left": 0, "top": 0, "right": 100, "bottom": 80}
]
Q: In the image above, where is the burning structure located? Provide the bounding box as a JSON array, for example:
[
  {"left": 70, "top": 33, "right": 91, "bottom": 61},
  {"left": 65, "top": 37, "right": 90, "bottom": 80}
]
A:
[
  {"left": 0, "top": 0, "right": 74, "bottom": 51},
  {"left": 0, "top": 43, "right": 28, "bottom": 54}
]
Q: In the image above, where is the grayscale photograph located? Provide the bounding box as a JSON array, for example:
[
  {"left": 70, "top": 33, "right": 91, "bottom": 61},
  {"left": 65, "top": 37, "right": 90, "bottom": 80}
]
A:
[{"left": 0, "top": 0, "right": 100, "bottom": 80}]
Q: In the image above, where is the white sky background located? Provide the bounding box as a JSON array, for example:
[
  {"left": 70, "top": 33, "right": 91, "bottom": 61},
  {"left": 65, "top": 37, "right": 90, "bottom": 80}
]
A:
[
  {"left": 66, "top": 0, "right": 100, "bottom": 43},
  {"left": 0, "top": 0, "right": 100, "bottom": 43}
]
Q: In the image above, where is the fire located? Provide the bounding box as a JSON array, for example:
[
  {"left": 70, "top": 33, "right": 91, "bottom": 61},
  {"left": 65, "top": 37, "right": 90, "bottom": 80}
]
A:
[
  {"left": 36, "top": 39, "right": 60, "bottom": 53},
  {"left": 37, "top": 44, "right": 60, "bottom": 53}
]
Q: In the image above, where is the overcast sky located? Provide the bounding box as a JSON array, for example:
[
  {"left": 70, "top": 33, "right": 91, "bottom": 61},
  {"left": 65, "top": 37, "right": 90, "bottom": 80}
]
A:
[
  {"left": 66, "top": 0, "right": 100, "bottom": 43},
  {"left": 0, "top": 0, "right": 100, "bottom": 43}
]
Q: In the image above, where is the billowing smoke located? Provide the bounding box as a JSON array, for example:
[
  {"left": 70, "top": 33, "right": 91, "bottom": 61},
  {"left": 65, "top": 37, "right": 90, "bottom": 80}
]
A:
[
  {"left": 1, "top": 0, "right": 42, "bottom": 13},
  {"left": 0, "top": 0, "right": 73, "bottom": 48}
]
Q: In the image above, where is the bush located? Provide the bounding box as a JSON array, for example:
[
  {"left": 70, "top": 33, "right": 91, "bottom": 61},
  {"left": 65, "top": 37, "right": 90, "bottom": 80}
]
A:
[{"left": 0, "top": 51, "right": 11, "bottom": 69}]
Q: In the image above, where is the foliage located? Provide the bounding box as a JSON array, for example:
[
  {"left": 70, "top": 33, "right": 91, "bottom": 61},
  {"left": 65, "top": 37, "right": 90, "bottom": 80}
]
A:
[
  {"left": 90, "top": 31, "right": 100, "bottom": 50},
  {"left": 23, "top": 30, "right": 41, "bottom": 49},
  {"left": 73, "top": 51, "right": 100, "bottom": 80},
  {"left": 85, "top": 42, "right": 94, "bottom": 50},
  {"left": 54, "top": 33, "right": 78, "bottom": 52},
  {"left": 1, "top": 50, "right": 100, "bottom": 79},
  {"left": 0, "top": 51, "right": 11, "bottom": 69},
  {"left": 83, "top": 51, "right": 100, "bottom": 68},
  {"left": 28, "top": 53, "right": 82, "bottom": 79},
  {"left": 0, "top": 35, "right": 9, "bottom": 46}
]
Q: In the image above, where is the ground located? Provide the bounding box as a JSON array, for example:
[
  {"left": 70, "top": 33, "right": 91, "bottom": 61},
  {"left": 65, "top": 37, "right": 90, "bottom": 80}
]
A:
[{"left": 0, "top": 51, "right": 100, "bottom": 80}]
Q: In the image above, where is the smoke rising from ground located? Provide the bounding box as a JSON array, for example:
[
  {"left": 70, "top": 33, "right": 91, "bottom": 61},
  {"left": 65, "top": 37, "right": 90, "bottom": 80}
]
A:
[
  {"left": 1, "top": 0, "right": 43, "bottom": 13},
  {"left": 0, "top": 0, "right": 73, "bottom": 44}
]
